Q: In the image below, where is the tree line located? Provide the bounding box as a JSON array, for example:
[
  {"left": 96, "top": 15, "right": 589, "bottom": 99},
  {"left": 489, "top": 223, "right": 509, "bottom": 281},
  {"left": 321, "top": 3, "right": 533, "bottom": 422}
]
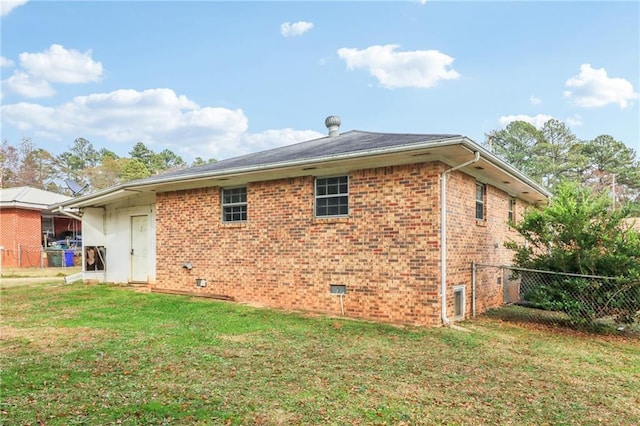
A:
[
  {"left": 0, "top": 138, "right": 215, "bottom": 195},
  {"left": 1, "top": 119, "right": 639, "bottom": 207},
  {"left": 486, "top": 118, "right": 639, "bottom": 209}
]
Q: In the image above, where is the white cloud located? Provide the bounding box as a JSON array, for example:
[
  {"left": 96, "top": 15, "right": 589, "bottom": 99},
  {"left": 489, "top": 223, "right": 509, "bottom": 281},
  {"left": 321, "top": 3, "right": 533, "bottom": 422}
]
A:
[
  {"left": 337, "top": 44, "right": 460, "bottom": 89},
  {"left": 563, "top": 64, "right": 638, "bottom": 109},
  {"left": 2, "top": 71, "right": 55, "bottom": 98},
  {"left": 280, "top": 21, "right": 314, "bottom": 37},
  {"left": 0, "top": 0, "right": 28, "bottom": 17},
  {"left": 0, "top": 88, "right": 323, "bottom": 160},
  {"left": 0, "top": 56, "right": 14, "bottom": 67},
  {"left": 498, "top": 114, "right": 554, "bottom": 129},
  {"left": 530, "top": 95, "right": 541, "bottom": 105},
  {"left": 2, "top": 44, "right": 104, "bottom": 98},
  {"left": 19, "top": 44, "right": 103, "bottom": 84},
  {"left": 565, "top": 114, "right": 583, "bottom": 127}
]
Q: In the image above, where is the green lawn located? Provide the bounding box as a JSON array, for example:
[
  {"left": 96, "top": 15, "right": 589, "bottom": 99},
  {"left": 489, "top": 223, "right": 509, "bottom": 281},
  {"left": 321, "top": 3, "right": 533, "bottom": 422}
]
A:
[{"left": 1, "top": 282, "right": 639, "bottom": 425}]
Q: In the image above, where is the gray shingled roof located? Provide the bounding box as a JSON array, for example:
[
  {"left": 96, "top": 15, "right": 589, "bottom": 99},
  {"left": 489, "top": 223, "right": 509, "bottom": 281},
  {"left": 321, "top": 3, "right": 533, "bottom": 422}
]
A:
[
  {"left": 55, "top": 127, "right": 552, "bottom": 209},
  {"left": 140, "top": 130, "right": 461, "bottom": 183},
  {"left": 0, "top": 186, "right": 70, "bottom": 210}
]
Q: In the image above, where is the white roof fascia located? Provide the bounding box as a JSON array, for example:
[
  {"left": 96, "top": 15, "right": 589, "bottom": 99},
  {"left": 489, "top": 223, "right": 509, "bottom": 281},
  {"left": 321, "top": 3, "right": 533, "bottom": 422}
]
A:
[
  {"left": 0, "top": 201, "right": 51, "bottom": 210},
  {"left": 55, "top": 136, "right": 467, "bottom": 208},
  {"left": 460, "top": 139, "right": 551, "bottom": 198},
  {"left": 55, "top": 188, "right": 131, "bottom": 209},
  {"left": 128, "top": 136, "right": 469, "bottom": 189},
  {"left": 459, "top": 138, "right": 551, "bottom": 198},
  {"left": 55, "top": 135, "right": 550, "bottom": 208}
]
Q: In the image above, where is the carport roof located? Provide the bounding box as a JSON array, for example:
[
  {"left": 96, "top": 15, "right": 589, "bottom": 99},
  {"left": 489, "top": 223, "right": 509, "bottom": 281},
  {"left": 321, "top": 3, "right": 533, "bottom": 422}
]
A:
[{"left": 1, "top": 186, "right": 71, "bottom": 211}]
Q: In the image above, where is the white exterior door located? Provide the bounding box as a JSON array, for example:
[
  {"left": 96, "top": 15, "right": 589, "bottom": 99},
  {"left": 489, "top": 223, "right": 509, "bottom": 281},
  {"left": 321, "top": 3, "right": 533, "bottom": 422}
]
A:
[{"left": 130, "top": 215, "right": 149, "bottom": 282}]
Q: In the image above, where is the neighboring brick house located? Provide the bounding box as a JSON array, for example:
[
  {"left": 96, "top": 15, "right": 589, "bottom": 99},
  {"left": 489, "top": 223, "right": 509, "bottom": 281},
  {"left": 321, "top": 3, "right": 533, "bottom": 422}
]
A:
[
  {"left": 0, "top": 186, "right": 79, "bottom": 268},
  {"left": 55, "top": 117, "right": 550, "bottom": 326}
]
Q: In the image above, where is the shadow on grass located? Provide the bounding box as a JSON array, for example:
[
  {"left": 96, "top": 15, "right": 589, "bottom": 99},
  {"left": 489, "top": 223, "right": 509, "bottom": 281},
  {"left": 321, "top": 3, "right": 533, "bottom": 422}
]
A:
[{"left": 485, "top": 304, "right": 640, "bottom": 339}]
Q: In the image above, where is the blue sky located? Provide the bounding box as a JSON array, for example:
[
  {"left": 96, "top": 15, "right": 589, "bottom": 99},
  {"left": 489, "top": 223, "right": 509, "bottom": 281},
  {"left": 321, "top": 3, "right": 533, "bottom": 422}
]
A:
[{"left": 1, "top": 1, "right": 638, "bottom": 163}]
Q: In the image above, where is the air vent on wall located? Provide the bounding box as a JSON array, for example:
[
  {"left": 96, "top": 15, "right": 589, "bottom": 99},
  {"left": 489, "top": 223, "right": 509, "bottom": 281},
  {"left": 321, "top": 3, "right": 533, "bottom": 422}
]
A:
[{"left": 330, "top": 284, "right": 346, "bottom": 295}]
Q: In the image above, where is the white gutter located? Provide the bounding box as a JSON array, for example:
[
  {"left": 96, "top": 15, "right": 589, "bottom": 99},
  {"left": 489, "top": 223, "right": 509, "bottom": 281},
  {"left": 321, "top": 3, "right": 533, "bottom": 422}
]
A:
[
  {"left": 135, "top": 136, "right": 547, "bottom": 201},
  {"left": 57, "top": 135, "right": 549, "bottom": 210},
  {"left": 57, "top": 188, "right": 132, "bottom": 209},
  {"left": 56, "top": 137, "right": 469, "bottom": 209},
  {"left": 440, "top": 151, "right": 481, "bottom": 325},
  {"left": 134, "top": 137, "right": 469, "bottom": 186},
  {"left": 56, "top": 206, "right": 83, "bottom": 221},
  {"left": 0, "top": 201, "right": 55, "bottom": 210}
]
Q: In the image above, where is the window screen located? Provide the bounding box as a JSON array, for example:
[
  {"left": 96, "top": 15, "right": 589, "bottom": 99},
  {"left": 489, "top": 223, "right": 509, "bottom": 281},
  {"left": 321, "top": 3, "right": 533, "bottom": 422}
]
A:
[
  {"left": 475, "top": 183, "right": 485, "bottom": 220},
  {"left": 315, "top": 176, "right": 348, "bottom": 217},
  {"left": 222, "top": 187, "right": 247, "bottom": 222}
]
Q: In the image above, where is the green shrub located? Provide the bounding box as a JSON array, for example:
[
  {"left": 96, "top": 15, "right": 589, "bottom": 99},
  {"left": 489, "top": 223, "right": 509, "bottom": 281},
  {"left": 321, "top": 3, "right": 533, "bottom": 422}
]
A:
[{"left": 508, "top": 182, "right": 640, "bottom": 325}]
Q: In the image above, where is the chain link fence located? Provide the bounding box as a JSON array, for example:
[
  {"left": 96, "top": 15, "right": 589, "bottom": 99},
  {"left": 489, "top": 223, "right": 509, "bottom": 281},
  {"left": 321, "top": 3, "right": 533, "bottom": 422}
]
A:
[
  {"left": 0, "top": 245, "right": 81, "bottom": 269},
  {"left": 476, "top": 263, "right": 640, "bottom": 332}
]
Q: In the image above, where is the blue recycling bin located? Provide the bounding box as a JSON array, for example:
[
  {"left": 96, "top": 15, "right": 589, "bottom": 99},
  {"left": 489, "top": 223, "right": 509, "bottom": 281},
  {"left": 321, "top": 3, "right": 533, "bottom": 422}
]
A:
[{"left": 64, "top": 249, "right": 75, "bottom": 267}]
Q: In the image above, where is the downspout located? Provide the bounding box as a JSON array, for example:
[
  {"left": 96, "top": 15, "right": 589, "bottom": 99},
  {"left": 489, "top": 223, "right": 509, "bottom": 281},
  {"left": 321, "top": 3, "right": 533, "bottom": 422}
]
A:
[
  {"left": 472, "top": 261, "right": 477, "bottom": 317},
  {"left": 440, "top": 151, "right": 480, "bottom": 325}
]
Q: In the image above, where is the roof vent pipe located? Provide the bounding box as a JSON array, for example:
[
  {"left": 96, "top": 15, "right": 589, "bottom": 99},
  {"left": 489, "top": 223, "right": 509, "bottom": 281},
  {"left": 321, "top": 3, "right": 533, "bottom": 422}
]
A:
[{"left": 325, "top": 115, "right": 341, "bottom": 137}]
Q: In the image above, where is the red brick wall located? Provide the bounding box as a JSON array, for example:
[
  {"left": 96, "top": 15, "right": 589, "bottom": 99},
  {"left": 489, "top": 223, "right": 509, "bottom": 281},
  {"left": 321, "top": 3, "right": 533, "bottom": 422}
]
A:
[
  {"left": 0, "top": 208, "right": 43, "bottom": 267},
  {"left": 155, "top": 162, "right": 522, "bottom": 326},
  {"left": 445, "top": 172, "right": 524, "bottom": 318}
]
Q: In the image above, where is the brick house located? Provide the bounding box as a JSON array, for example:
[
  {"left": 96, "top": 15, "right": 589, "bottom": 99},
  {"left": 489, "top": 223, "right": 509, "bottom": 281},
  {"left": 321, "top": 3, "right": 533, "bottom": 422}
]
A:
[
  {"left": 55, "top": 117, "right": 550, "bottom": 326},
  {"left": 0, "top": 186, "right": 80, "bottom": 268}
]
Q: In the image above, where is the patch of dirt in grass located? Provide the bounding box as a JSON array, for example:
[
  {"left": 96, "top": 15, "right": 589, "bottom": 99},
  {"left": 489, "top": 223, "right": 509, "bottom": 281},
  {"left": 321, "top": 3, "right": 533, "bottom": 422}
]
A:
[
  {"left": 1, "top": 266, "right": 82, "bottom": 278},
  {"left": 0, "top": 325, "right": 116, "bottom": 355},
  {"left": 0, "top": 326, "right": 24, "bottom": 340},
  {"left": 251, "top": 409, "right": 304, "bottom": 425},
  {"left": 1, "top": 302, "right": 80, "bottom": 324},
  {"left": 218, "top": 332, "right": 264, "bottom": 343},
  {"left": 477, "top": 314, "right": 639, "bottom": 342},
  {"left": 485, "top": 307, "right": 640, "bottom": 341},
  {"left": 0, "top": 277, "right": 66, "bottom": 289}
]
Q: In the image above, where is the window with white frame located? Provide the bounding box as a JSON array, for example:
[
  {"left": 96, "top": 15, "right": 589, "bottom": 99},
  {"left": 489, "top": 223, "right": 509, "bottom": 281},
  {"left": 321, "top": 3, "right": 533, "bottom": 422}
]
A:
[
  {"left": 475, "top": 182, "right": 486, "bottom": 220},
  {"left": 42, "top": 216, "right": 54, "bottom": 240},
  {"left": 222, "top": 187, "right": 247, "bottom": 222},
  {"left": 315, "top": 176, "right": 349, "bottom": 217},
  {"left": 508, "top": 196, "right": 516, "bottom": 222}
]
